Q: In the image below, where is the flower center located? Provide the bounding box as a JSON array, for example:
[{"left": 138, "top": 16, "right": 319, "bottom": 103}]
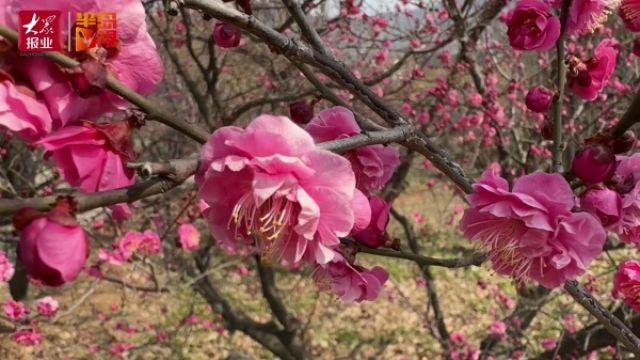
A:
[{"left": 480, "top": 220, "right": 533, "bottom": 280}]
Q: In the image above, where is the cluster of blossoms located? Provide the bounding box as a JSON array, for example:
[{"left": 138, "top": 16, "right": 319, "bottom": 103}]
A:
[
  {"left": 196, "top": 106, "right": 400, "bottom": 301},
  {"left": 2, "top": 297, "right": 59, "bottom": 346}
]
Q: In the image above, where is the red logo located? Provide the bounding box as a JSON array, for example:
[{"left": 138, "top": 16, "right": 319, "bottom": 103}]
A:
[{"left": 18, "top": 11, "right": 61, "bottom": 52}]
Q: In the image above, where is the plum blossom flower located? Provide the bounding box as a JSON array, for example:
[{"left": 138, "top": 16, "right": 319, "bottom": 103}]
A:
[
  {"left": 35, "top": 296, "right": 59, "bottom": 317},
  {"left": 568, "top": 39, "right": 617, "bottom": 101},
  {"left": 541, "top": 338, "right": 557, "bottom": 351},
  {"left": 197, "top": 114, "right": 363, "bottom": 265},
  {"left": 352, "top": 196, "right": 392, "bottom": 248},
  {"left": 1, "top": 0, "right": 163, "bottom": 126},
  {"left": 610, "top": 154, "right": 640, "bottom": 244},
  {"left": 460, "top": 170, "right": 606, "bottom": 288},
  {"left": 12, "top": 329, "right": 41, "bottom": 346},
  {"left": 572, "top": 144, "right": 616, "bottom": 184},
  {"left": 3, "top": 300, "right": 28, "bottom": 321},
  {"left": 0, "top": 250, "right": 14, "bottom": 282},
  {"left": 36, "top": 119, "right": 136, "bottom": 194},
  {"left": 621, "top": 0, "right": 640, "bottom": 31},
  {"left": 566, "top": 0, "right": 621, "bottom": 34},
  {"left": 489, "top": 320, "right": 507, "bottom": 336},
  {"left": 0, "top": 70, "right": 52, "bottom": 142},
  {"left": 313, "top": 252, "right": 388, "bottom": 302},
  {"left": 580, "top": 187, "right": 622, "bottom": 228},
  {"left": 524, "top": 86, "right": 553, "bottom": 113},
  {"left": 114, "top": 230, "right": 162, "bottom": 260},
  {"left": 613, "top": 260, "right": 640, "bottom": 312},
  {"left": 177, "top": 223, "right": 200, "bottom": 252},
  {"left": 305, "top": 106, "right": 400, "bottom": 194},
  {"left": 13, "top": 197, "right": 89, "bottom": 286},
  {"left": 213, "top": 22, "right": 242, "bottom": 48},
  {"left": 289, "top": 101, "right": 314, "bottom": 124},
  {"left": 505, "top": 0, "right": 560, "bottom": 51}
]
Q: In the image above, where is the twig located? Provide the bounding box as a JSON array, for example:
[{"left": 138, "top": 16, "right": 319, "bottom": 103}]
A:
[{"left": 551, "top": 0, "right": 571, "bottom": 172}]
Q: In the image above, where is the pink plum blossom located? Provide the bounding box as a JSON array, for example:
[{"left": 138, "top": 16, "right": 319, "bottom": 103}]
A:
[
  {"left": 0, "top": 0, "right": 163, "bottom": 126},
  {"left": 196, "top": 114, "right": 362, "bottom": 265},
  {"left": 460, "top": 170, "right": 606, "bottom": 288},
  {"left": 36, "top": 119, "right": 136, "bottom": 194},
  {"left": 566, "top": 0, "right": 620, "bottom": 34},
  {"left": 0, "top": 250, "right": 14, "bottom": 282},
  {"left": 12, "top": 329, "right": 42, "bottom": 346},
  {"left": 313, "top": 252, "right": 388, "bottom": 302},
  {"left": 541, "top": 338, "right": 557, "bottom": 351},
  {"left": 35, "top": 296, "right": 59, "bottom": 317},
  {"left": 580, "top": 187, "right": 622, "bottom": 228},
  {"left": 352, "top": 196, "right": 392, "bottom": 248},
  {"left": 3, "top": 300, "right": 28, "bottom": 321},
  {"left": 0, "top": 71, "right": 52, "bottom": 142},
  {"left": 613, "top": 260, "right": 640, "bottom": 312},
  {"left": 568, "top": 39, "right": 617, "bottom": 101},
  {"left": 13, "top": 197, "right": 89, "bottom": 286},
  {"left": 114, "top": 230, "right": 162, "bottom": 260},
  {"left": 505, "top": 0, "right": 560, "bottom": 51},
  {"left": 489, "top": 320, "right": 507, "bottom": 336},
  {"left": 178, "top": 223, "right": 201, "bottom": 252},
  {"left": 611, "top": 154, "right": 640, "bottom": 244},
  {"left": 621, "top": 0, "right": 640, "bottom": 31},
  {"left": 305, "top": 106, "right": 400, "bottom": 194},
  {"left": 213, "top": 22, "right": 242, "bottom": 48}
]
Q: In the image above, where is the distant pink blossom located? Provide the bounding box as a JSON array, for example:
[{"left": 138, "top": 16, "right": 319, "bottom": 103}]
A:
[
  {"left": 313, "top": 252, "right": 388, "bottom": 302},
  {"left": 541, "top": 337, "right": 557, "bottom": 350},
  {"left": 197, "top": 114, "right": 361, "bottom": 265},
  {"left": 489, "top": 320, "right": 507, "bottom": 336},
  {"left": 613, "top": 260, "right": 640, "bottom": 312},
  {"left": 3, "top": 300, "right": 28, "bottom": 321},
  {"left": 506, "top": 0, "right": 560, "bottom": 51},
  {"left": 110, "top": 342, "right": 134, "bottom": 357},
  {"left": 114, "top": 230, "right": 162, "bottom": 260},
  {"left": 178, "top": 223, "right": 200, "bottom": 252},
  {"left": 568, "top": 39, "right": 617, "bottom": 101},
  {"left": 0, "top": 250, "right": 14, "bottom": 282},
  {"left": 36, "top": 296, "right": 59, "bottom": 317},
  {"left": 306, "top": 106, "right": 400, "bottom": 194},
  {"left": 12, "top": 329, "right": 41, "bottom": 346},
  {"left": 467, "top": 92, "right": 483, "bottom": 107},
  {"left": 460, "top": 170, "right": 606, "bottom": 288}
]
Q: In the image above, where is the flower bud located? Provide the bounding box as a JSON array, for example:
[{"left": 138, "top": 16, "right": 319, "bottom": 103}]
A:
[
  {"left": 572, "top": 144, "right": 616, "bottom": 184},
  {"left": 289, "top": 101, "right": 314, "bottom": 124},
  {"left": 525, "top": 86, "right": 553, "bottom": 113},
  {"left": 13, "top": 198, "right": 88, "bottom": 286},
  {"left": 212, "top": 22, "right": 241, "bottom": 48}
]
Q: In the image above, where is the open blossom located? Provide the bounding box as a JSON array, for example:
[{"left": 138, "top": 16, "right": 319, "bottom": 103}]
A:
[
  {"left": 621, "top": 0, "right": 640, "bottom": 31},
  {"left": 13, "top": 197, "right": 89, "bottom": 286},
  {"left": 460, "top": 170, "right": 606, "bottom": 288},
  {"left": 613, "top": 260, "right": 640, "bottom": 312},
  {"left": 12, "top": 329, "right": 42, "bottom": 346},
  {"left": 197, "top": 114, "right": 363, "bottom": 265},
  {"left": 611, "top": 154, "right": 640, "bottom": 244},
  {"left": 213, "top": 22, "right": 242, "bottom": 48},
  {"left": 489, "top": 320, "right": 507, "bottom": 336},
  {"left": 0, "top": 71, "right": 52, "bottom": 142},
  {"left": 0, "top": 250, "right": 14, "bottom": 282},
  {"left": 568, "top": 39, "right": 617, "bottom": 101},
  {"left": 37, "top": 119, "right": 136, "bottom": 193},
  {"left": 114, "top": 230, "right": 162, "bottom": 260},
  {"left": 566, "top": 0, "right": 621, "bottom": 34},
  {"left": 505, "top": 0, "right": 560, "bottom": 51},
  {"left": 305, "top": 106, "right": 400, "bottom": 194},
  {"left": 1, "top": 0, "right": 162, "bottom": 126},
  {"left": 313, "top": 252, "right": 388, "bottom": 302},
  {"left": 177, "top": 223, "right": 200, "bottom": 252},
  {"left": 36, "top": 296, "right": 59, "bottom": 317},
  {"left": 352, "top": 196, "right": 392, "bottom": 248},
  {"left": 3, "top": 300, "right": 28, "bottom": 321}
]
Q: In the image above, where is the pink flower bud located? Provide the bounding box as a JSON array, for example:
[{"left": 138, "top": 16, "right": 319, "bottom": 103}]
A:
[
  {"left": 13, "top": 197, "right": 88, "bottom": 286},
  {"left": 571, "top": 144, "right": 616, "bottom": 184},
  {"left": 213, "top": 22, "right": 241, "bottom": 48},
  {"left": 525, "top": 86, "right": 553, "bottom": 113},
  {"left": 289, "top": 101, "right": 314, "bottom": 124},
  {"left": 580, "top": 187, "right": 622, "bottom": 228}
]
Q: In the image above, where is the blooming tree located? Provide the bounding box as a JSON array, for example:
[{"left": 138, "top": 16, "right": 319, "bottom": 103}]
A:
[{"left": 1, "top": 0, "right": 640, "bottom": 358}]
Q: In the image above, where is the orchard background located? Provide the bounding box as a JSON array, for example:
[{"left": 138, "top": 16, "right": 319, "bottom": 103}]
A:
[{"left": 1, "top": 0, "right": 640, "bottom": 359}]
